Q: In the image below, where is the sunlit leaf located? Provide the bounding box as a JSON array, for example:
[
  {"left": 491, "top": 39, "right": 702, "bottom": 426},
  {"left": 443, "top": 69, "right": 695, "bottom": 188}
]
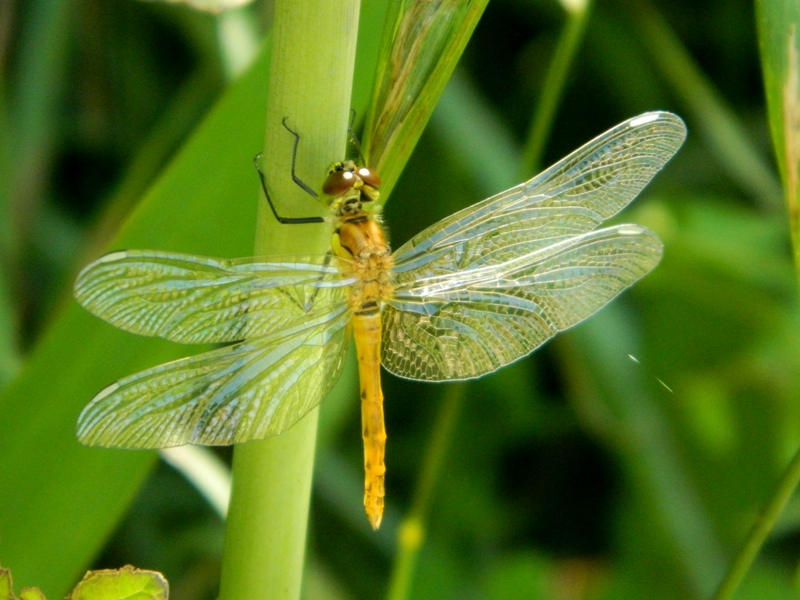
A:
[
  {"left": 69, "top": 567, "right": 168, "bottom": 600},
  {"left": 757, "top": 0, "right": 800, "bottom": 271},
  {"left": 1, "top": 568, "right": 13, "bottom": 600},
  {"left": 362, "top": 0, "right": 490, "bottom": 199},
  {"left": 0, "top": 568, "right": 46, "bottom": 600}
]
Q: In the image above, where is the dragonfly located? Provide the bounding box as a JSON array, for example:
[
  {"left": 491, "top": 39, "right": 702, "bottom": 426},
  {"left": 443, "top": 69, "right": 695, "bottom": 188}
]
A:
[{"left": 74, "top": 111, "right": 686, "bottom": 529}]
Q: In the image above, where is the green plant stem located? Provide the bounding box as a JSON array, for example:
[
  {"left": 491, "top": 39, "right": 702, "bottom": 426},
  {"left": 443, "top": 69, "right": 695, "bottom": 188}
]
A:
[
  {"left": 217, "top": 0, "right": 360, "bottom": 599},
  {"left": 629, "top": 0, "right": 783, "bottom": 211},
  {"left": 219, "top": 416, "right": 320, "bottom": 600},
  {"left": 564, "top": 308, "right": 725, "bottom": 596},
  {"left": 712, "top": 446, "right": 800, "bottom": 600},
  {"left": 521, "top": 0, "right": 592, "bottom": 176},
  {"left": 385, "top": 383, "right": 465, "bottom": 600},
  {"left": 0, "top": 90, "right": 18, "bottom": 388}
]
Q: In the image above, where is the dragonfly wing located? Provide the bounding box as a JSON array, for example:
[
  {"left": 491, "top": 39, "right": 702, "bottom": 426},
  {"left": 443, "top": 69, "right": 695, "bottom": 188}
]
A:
[
  {"left": 383, "top": 224, "right": 662, "bottom": 381},
  {"left": 383, "top": 112, "right": 681, "bottom": 381},
  {"left": 391, "top": 112, "right": 685, "bottom": 274},
  {"left": 74, "top": 250, "right": 354, "bottom": 344},
  {"left": 77, "top": 304, "right": 351, "bottom": 448}
]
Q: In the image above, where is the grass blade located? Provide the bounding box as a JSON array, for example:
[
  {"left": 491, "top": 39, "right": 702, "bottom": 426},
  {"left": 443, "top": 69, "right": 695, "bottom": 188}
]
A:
[
  {"left": 0, "top": 43, "right": 272, "bottom": 598},
  {"left": 757, "top": 0, "right": 800, "bottom": 272},
  {"left": 362, "top": 0, "right": 490, "bottom": 199}
]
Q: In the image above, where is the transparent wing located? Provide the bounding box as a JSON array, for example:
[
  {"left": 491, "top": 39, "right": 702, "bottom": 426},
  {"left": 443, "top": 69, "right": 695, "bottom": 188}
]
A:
[
  {"left": 383, "top": 112, "right": 683, "bottom": 381},
  {"left": 74, "top": 250, "right": 355, "bottom": 344},
  {"left": 77, "top": 304, "right": 351, "bottom": 448},
  {"left": 390, "top": 112, "right": 685, "bottom": 276},
  {"left": 384, "top": 224, "right": 662, "bottom": 381}
]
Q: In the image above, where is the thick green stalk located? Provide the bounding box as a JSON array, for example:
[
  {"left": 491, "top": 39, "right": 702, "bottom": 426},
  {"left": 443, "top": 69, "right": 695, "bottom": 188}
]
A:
[
  {"left": 218, "top": 1, "right": 360, "bottom": 599},
  {"left": 630, "top": 0, "right": 783, "bottom": 211}
]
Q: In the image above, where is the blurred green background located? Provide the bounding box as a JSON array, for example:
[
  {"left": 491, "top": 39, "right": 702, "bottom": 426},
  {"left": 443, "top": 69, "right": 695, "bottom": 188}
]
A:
[{"left": 1, "top": 0, "right": 799, "bottom": 599}]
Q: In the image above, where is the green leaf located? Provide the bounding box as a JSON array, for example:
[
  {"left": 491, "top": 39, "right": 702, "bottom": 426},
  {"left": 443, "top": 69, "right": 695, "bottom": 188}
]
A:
[
  {"left": 756, "top": 0, "right": 800, "bottom": 272},
  {"left": 0, "top": 43, "right": 271, "bottom": 598},
  {"left": 1, "top": 568, "right": 14, "bottom": 600},
  {"left": 362, "top": 0, "right": 490, "bottom": 199},
  {"left": 0, "top": 567, "right": 47, "bottom": 600},
  {"left": 69, "top": 567, "right": 167, "bottom": 600}
]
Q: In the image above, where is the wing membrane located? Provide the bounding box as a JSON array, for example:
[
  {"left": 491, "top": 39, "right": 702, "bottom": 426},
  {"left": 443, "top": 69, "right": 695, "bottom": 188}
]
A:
[
  {"left": 74, "top": 250, "right": 354, "bottom": 344},
  {"left": 384, "top": 225, "right": 661, "bottom": 381},
  {"left": 383, "top": 112, "right": 682, "bottom": 381},
  {"left": 77, "top": 304, "right": 351, "bottom": 448},
  {"left": 391, "top": 112, "right": 685, "bottom": 279}
]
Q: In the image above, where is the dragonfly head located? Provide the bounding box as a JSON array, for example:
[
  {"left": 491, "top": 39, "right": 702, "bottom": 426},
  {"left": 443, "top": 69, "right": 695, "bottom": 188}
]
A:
[{"left": 323, "top": 160, "right": 381, "bottom": 216}]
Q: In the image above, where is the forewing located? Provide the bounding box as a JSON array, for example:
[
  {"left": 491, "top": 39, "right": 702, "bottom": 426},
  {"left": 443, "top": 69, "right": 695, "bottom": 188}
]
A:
[
  {"left": 391, "top": 112, "right": 685, "bottom": 277},
  {"left": 383, "top": 224, "right": 663, "bottom": 381},
  {"left": 74, "top": 250, "right": 354, "bottom": 344},
  {"left": 77, "top": 305, "right": 351, "bottom": 448}
]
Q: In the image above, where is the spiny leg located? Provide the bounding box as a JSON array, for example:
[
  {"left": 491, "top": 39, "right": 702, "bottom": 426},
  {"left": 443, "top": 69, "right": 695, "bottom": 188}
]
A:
[
  {"left": 253, "top": 151, "right": 324, "bottom": 225},
  {"left": 282, "top": 117, "right": 322, "bottom": 200}
]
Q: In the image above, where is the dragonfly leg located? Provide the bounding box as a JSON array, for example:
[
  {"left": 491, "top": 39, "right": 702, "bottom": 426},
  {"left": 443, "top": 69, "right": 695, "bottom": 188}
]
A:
[
  {"left": 252, "top": 136, "right": 324, "bottom": 225},
  {"left": 281, "top": 117, "right": 323, "bottom": 200}
]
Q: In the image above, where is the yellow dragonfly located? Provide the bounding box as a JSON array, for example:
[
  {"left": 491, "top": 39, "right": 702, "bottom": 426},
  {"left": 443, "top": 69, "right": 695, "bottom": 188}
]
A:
[{"left": 74, "top": 111, "right": 686, "bottom": 529}]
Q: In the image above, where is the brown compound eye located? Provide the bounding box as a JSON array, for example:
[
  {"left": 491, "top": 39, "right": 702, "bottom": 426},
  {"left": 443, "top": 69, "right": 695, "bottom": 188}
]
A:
[
  {"left": 323, "top": 169, "right": 357, "bottom": 196},
  {"left": 355, "top": 167, "right": 381, "bottom": 189}
]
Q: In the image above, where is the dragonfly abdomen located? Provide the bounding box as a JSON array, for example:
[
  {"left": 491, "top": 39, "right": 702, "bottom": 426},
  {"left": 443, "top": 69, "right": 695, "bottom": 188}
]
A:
[
  {"left": 352, "top": 309, "right": 386, "bottom": 529},
  {"left": 331, "top": 202, "right": 395, "bottom": 529}
]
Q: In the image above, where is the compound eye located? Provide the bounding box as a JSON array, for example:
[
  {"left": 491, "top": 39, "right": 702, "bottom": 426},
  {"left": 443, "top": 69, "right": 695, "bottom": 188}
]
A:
[
  {"left": 323, "top": 169, "right": 356, "bottom": 196},
  {"left": 356, "top": 167, "right": 381, "bottom": 189}
]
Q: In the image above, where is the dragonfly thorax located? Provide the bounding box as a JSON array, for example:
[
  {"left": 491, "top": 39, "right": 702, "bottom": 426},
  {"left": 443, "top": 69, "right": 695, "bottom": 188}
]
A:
[{"left": 332, "top": 212, "right": 391, "bottom": 260}]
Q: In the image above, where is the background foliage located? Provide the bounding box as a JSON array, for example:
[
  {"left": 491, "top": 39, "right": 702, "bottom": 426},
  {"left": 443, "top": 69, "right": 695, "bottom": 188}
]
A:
[{"left": 1, "top": 0, "right": 798, "bottom": 599}]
